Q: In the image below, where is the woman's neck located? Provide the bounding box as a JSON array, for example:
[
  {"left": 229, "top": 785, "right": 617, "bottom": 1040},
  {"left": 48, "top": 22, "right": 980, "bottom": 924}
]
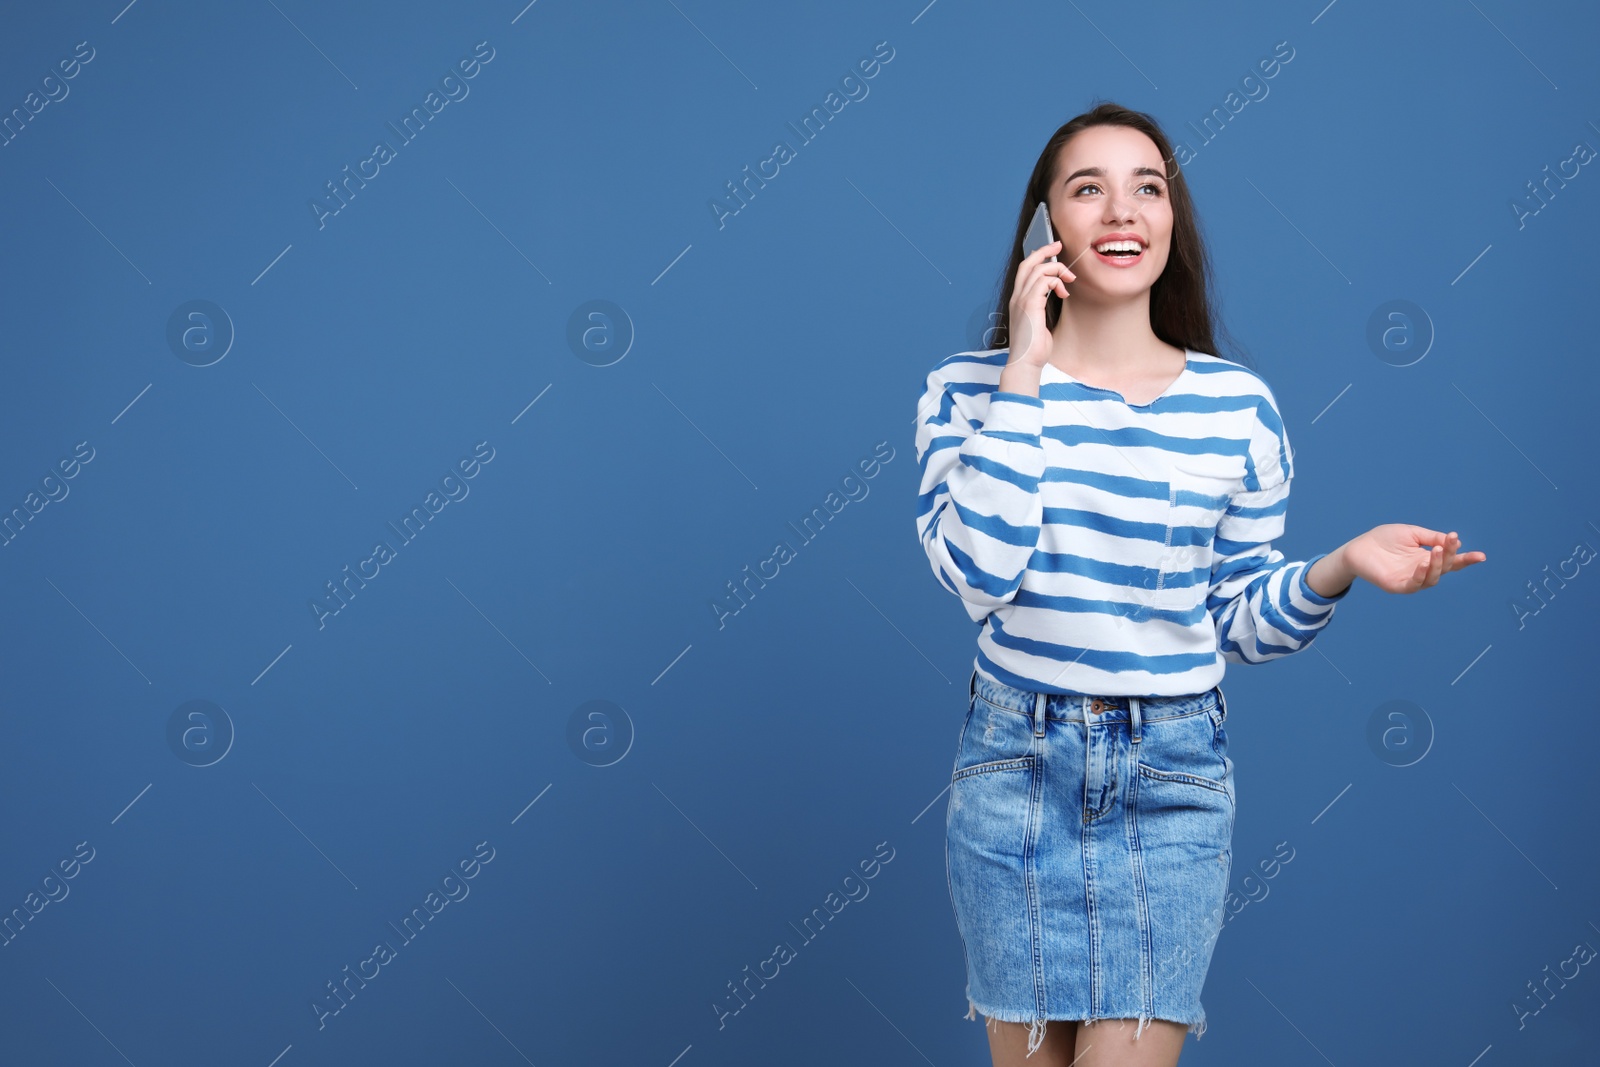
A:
[{"left": 1047, "top": 297, "right": 1174, "bottom": 375}]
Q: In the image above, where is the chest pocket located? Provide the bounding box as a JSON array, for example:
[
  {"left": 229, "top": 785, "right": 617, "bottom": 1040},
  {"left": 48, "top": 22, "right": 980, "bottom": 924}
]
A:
[{"left": 1136, "top": 461, "right": 1236, "bottom": 615}]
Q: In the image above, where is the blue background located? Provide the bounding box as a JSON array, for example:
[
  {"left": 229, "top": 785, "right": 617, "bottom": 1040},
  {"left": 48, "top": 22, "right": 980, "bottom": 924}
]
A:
[{"left": 1, "top": 1, "right": 1595, "bottom": 1064}]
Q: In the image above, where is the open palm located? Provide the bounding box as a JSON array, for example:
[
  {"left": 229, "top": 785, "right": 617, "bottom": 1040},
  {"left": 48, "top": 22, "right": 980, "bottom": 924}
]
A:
[{"left": 1344, "top": 524, "right": 1486, "bottom": 594}]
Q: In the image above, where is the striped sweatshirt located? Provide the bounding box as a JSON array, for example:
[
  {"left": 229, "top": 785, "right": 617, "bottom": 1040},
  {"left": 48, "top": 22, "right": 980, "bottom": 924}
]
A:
[{"left": 914, "top": 347, "right": 1347, "bottom": 696}]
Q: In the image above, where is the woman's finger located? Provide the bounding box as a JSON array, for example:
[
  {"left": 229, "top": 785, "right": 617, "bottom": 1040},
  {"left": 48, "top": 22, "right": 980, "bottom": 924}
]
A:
[
  {"left": 1020, "top": 263, "right": 1072, "bottom": 304},
  {"left": 1019, "top": 239, "right": 1063, "bottom": 271},
  {"left": 1440, "top": 531, "right": 1489, "bottom": 572},
  {"left": 1412, "top": 526, "right": 1446, "bottom": 549},
  {"left": 1017, "top": 257, "right": 1060, "bottom": 301},
  {"left": 1437, "top": 533, "right": 1457, "bottom": 572},
  {"left": 1026, "top": 261, "right": 1075, "bottom": 288}
]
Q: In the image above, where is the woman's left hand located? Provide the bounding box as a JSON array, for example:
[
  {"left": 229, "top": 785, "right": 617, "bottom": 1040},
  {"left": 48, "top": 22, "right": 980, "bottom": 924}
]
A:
[{"left": 1343, "top": 525, "right": 1487, "bottom": 595}]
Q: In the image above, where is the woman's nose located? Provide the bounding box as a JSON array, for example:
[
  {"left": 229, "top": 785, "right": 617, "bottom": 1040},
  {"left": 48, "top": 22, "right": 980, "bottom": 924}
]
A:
[{"left": 1105, "top": 201, "right": 1139, "bottom": 224}]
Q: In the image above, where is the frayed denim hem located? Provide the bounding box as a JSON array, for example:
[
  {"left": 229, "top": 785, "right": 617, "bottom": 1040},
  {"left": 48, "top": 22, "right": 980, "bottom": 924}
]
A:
[{"left": 964, "top": 997, "right": 1208, "bottom": 1055}]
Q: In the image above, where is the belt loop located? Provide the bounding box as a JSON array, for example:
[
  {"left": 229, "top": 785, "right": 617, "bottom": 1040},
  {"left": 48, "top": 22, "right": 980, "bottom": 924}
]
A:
[
  {"left": 1034, "top": 690, "right": 1047, "bottom": 737},
  {"left": 969, "top": 669, "right": 978, "bottom": 705},
  {"left": 1130, "top": 695, "right": 1142, "bottom": 744}
]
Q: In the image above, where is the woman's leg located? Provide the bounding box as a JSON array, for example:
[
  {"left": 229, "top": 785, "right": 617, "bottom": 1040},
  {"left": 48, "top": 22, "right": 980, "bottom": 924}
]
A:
[
  {"left": 984, "top": 1016, "right": 1080, "bottom": 1065},
  {"left": 1073, "top": 1018, "right": 1188, "bottom": 1066}
]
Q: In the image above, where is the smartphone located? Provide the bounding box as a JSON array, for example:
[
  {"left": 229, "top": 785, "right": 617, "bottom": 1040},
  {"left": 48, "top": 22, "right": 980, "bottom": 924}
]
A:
[{"left": 1022, "top": 201, "right": 1057, "bottom": 262}]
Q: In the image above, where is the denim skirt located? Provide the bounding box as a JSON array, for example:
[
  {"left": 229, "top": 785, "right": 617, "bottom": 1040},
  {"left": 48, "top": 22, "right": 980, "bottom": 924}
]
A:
[{"left": 945, "top": 669, "right": 1235, "bottom": 1053}]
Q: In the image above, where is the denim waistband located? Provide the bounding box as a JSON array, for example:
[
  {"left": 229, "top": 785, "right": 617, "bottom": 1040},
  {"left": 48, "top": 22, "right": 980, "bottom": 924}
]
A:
[
  {"left": 970, "top": 669, "right": 1228, "bottom": 820},
  {"left": 970, "top": 670, "right": 1223, "bottom": 727}
]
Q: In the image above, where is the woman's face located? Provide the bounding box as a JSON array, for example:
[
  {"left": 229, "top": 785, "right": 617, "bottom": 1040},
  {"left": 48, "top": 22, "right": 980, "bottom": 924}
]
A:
[{"left": 1045, "top": 125, "right": 1174, "bottom": 303}]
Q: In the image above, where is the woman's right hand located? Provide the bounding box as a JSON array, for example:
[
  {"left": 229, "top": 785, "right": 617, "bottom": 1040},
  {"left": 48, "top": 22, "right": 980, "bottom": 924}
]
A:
[{"left": 1006, "top": 239, "right": 1075, "bottom": 370}]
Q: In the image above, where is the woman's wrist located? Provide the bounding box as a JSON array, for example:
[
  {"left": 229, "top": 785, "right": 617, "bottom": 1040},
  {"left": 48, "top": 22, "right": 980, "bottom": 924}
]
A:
[
  {"left": 1304, "top": 544, "right": 1356, "bottom": 600},
  {"left": 998, "top": 360, "right": 1043, "bottom": 398}
]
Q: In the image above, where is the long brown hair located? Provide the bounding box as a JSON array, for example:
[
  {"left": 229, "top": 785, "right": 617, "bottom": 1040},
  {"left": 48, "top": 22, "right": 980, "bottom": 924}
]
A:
[{"left": 989, "top": 100, "right": 1252, "bottom": 369}]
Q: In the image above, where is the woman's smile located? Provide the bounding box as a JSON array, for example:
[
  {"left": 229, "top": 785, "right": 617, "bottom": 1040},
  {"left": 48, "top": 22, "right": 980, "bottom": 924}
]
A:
[{"left": 1090, "top": 232, "right": 1148, "bottom": 268}]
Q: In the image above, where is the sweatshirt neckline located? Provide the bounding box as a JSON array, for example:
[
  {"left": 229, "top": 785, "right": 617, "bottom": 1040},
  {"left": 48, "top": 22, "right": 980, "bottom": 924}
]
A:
[{"left": 1041, "top": 348, "right": 1193, "bottom": 409}]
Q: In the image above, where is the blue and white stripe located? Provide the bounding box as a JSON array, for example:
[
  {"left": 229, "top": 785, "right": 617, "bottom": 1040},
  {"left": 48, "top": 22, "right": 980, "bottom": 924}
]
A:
[{"left": 914, "top": 347, "right": 1346, "bottom": 696}]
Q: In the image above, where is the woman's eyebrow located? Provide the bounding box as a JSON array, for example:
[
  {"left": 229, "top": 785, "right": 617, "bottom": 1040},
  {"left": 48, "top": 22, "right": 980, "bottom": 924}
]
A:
[{"left": 1063, "top": 166, "right": 1167, "bottom": 183}]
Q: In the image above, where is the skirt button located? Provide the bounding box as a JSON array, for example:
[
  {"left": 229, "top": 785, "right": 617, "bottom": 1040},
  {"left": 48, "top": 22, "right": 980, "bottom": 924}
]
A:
[{"left": 1090, "top": 698, "right": 1105, "bottom": 713}]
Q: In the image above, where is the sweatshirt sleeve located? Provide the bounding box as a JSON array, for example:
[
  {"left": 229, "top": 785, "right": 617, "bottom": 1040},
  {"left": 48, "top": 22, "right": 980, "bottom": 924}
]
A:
[
  {"left": 1207, "top": 388, "right": 1347, "bottom": 663},
  {"left": 914, "top": 363, "right": 1046, "bottom": 624}
]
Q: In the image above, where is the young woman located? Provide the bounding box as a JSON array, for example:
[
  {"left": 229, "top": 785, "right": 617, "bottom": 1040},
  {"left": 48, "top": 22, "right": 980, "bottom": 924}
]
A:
[{"left": 913, "top": 103, "right": 1485, "bottom": 1067}]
